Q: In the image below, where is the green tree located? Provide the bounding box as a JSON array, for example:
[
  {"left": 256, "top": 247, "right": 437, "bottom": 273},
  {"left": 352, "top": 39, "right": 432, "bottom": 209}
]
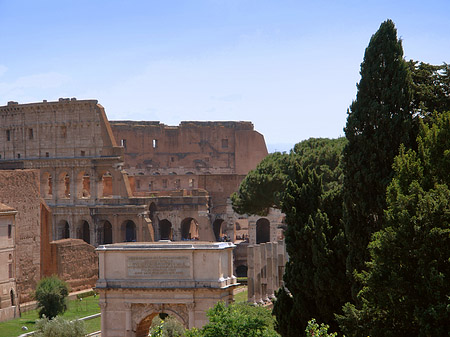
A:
[
  {"left": 34, "top": 316, "right": 86, "bottom": 337},
  {"left": 186, "top": 302, "right": 279, "bottom": 337},
  {"left": 409, "top": 61, "right": 450, "bottom": 118},
  {"left": 34, "top": 276, "right": 69, "bottom": 319},
  {"left": 232, "top": 138, "right": 350, "bottom": 335},
  {"left": 342, "top": 19, "right": 415, "bottom": 296},
  {"left": 338, "top": 113, "right": 450, "bottom": 336}
]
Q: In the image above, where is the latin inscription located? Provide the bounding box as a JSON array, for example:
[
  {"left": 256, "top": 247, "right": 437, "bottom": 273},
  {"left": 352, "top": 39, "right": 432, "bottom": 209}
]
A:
[{"left": 127, "top": 256, "right": 190, "bottom": 279}]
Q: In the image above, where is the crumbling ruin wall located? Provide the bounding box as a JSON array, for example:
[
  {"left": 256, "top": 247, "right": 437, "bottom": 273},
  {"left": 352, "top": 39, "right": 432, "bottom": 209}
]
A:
[
  {"left": 110, "top": 121, "right": 267, "bottom": 178},
  {"left": 0, "top": 170, "right": 42, "bottom": 303},
  {"left": 48, "top": 239, "right": 98, "bottom": 291}
]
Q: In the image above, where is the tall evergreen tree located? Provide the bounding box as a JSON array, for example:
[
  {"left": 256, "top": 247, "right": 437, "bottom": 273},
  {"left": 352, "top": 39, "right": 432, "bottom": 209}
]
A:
[{"left": 342, "top": 19, "right": 415, "bottom": 296}]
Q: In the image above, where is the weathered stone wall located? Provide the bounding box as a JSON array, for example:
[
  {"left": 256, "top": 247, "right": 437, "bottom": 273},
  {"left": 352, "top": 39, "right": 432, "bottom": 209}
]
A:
[
  {"left": 48, "top": 239, "right": 98, "bottom": 291},
  {"left": 0, "top": 170, "right": 42, "bottom": 303}
]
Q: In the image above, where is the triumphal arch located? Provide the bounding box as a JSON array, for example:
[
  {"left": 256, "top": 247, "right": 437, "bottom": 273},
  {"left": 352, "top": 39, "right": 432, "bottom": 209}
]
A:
[{"left": 96, "top": 241, "right": 237, "bottom": 337}]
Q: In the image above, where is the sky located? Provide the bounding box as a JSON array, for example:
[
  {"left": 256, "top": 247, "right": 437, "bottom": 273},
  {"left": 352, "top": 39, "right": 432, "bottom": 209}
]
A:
[{"left": 1, "top": 0, "right": 449, "bottom": 152}]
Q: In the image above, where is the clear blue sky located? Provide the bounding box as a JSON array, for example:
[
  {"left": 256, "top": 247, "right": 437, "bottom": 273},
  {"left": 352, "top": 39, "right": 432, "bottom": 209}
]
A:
[{"left": 1, "top": 0, "right": 449, "bottom": 150}]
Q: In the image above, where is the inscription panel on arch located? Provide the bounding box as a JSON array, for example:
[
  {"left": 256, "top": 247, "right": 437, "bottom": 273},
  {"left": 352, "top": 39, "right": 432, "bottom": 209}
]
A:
[{"left": 127, "top": 255, "right": 191, "bottom": 279}]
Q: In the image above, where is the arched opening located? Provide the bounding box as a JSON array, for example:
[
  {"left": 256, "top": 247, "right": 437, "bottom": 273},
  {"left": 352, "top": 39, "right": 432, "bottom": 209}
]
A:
[
  {"left": 10, "top": 289, "right": 15, "bottom": 306},
  {"left": 57, "top": 220, "right": 70, "bottom": 239},
  {"left": 41, "top": 172, "right": 53, "bottom": 198},
  {"left": 213, "top": 219, "right": 225, "bottom": 241},
  {"left": 124, "top": 220, "right": 136, "bottom": 242},
  {"left": 236, "top": 265, "right": 248, "bottom": 277},
  {"left": 81, "top": 221, "right": 90, "bottom": 244},
  {"left": 149, "top": 203, "right": 157, "bottom": 222},
  {"left": 159, "top": 219, "right": 172, "bottom": 240},
  {"left": 58, "top": 172, "right": 70, "bottom": 198},
  {"left": 181, "top": 218, "right": 199, "bottom": 240},
  {"left": 256, "top": 218, "right": 270, "bottom": 244},
  {"left": 103, "top": 221, "right": 113, "bottom": 244},
  {"left": 77, "top": 171, "right": 91, "bottom": 198},
  {"left": 136, "top": 311, "right": 186, "bottom": 337},
  {"left": 101, "top": 171, "right": 112, "bottom": 197}
]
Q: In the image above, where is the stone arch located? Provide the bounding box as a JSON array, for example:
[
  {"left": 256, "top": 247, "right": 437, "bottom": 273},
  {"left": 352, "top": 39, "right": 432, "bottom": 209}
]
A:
[
  {"left": 123, "top": 220, "right": 137, "bottom": 242},
  {"left": 100, "top": 171, "right": 113, "bottom": 197},
  {"left": 181, "top": 218, "right": 199, "bottom": 240},
  {"left": 76, "top": 171, "right": 91, "bottom": 199},
  {"left": 236, "top": 265, "right": 248, "bottom": 277},
  {"left": 78, "top": 220, "right": 91, "bottom": 244},
  {"left": 57, "top": 220, "right": 70, "bottom": 239},
  {"left": 58, "top": 171, "right": 70, "bottom": 198},
  {"left": 256, "top": 218, "right": 270, "bottom": 244},
  {"left": 103, "top": 221, "right": 113, "bottom": 244},
  {"left": 213, "top": 219, "right": 225, "bottom": 241},
  {"left": 159, "top": 219, "right": 172, "bottom": 240},
  {"left": 41, "top": 172, "right": 53, "bottom": 198},
  {"left": 133, "top": 304, "right": 188, "bottom": 337}
]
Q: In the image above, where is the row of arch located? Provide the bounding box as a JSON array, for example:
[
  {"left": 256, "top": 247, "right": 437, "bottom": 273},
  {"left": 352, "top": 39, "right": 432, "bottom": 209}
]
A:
[{"left": 41, "top": 170, "right": 114, "bottom": 199}]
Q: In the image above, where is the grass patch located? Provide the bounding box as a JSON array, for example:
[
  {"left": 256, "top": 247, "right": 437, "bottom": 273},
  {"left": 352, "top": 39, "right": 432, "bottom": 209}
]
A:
[
  {"left": 234, "top": 286, "right": 248, "bottom": 303},
  {"left": 84, "top": 315, "right": 101, "bottom": 334},
  {"left": 0, "top": 295, "right": 100, "bottom": 337}
]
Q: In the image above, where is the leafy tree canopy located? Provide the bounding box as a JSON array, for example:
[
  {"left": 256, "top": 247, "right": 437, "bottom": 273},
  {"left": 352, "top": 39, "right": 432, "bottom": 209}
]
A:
[
  {"left": 186, "top": 302, "right": 279, "bottom": 337},
  {"left": 338, "top": 112, "right": 450, "bottom": 336},
  {"left": 34, "top": 276, "right": 69, "bottom": 319}
]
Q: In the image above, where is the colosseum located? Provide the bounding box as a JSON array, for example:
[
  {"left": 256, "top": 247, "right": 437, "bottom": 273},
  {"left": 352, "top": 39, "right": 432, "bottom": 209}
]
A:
[{"left": 0, "top": 98, "right": 284, "bottom": 304}]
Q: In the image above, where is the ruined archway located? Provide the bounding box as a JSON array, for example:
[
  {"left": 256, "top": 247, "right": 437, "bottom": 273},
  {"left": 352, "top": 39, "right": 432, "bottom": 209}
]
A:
[
  {"left": 103, "top": 221, "right": 113, "bottom": 244},
  {"left": 79, "top": 220, "right": 91, "bottom": 244},
  {"left": 77, "top": 171, "right": 91, "bottom": 199},
  {"left": 101, "top": 171, "right": 112, "bottom": 197},
  {"left": 256, "top": 218, "right": 270, "bottom": 244},
  {"left": 58, "top": 172, "right": 70, "bottom": 198},
  {"left": 133, "top": 304, "right": 188, "bottom": 337},
  {"left": 159, "top": 219, "right": 172, "bottom": 240},
  {"left": 124, "top": 220, "right": 137, "bottom": 242},
  {"left": 57, "top": 220, "right": 70, "bottom": 239},
  {"left": 213, "top": 219, "right": 224, "bottom": 241},
  {"left": 41, "top": 172, "right": 53, "bottom": 198},
  {"left": 181, "top": 218, "right": 199, "bottom": 240},
  {"left": 236, "top": 265, "right": 248, "bottom": 277}
]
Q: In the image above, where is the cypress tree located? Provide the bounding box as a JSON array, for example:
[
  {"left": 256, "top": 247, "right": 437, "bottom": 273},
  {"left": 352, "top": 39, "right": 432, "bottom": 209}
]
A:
[{"left": 342, "top": 19, "right": 414, "bottom": 295}]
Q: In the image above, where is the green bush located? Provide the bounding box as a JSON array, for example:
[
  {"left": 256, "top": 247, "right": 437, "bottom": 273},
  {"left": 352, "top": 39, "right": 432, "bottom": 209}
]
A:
[
  {"left": 149, "top": 316, "right": 186, "bottom": 337},
  {"left": 34, "top": 276, "right": 69, "bottom": 319},
  {"left": 34, "top": 316, "right": 86, "bottom": 337}
]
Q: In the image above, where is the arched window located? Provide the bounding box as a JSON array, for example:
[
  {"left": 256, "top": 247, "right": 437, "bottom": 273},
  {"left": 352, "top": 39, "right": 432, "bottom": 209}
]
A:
[
  {"left": 159, "top": 220, "right": 172, "bottom": 240},
  {"left": 181, "top": 218, "right": 199, "bottom": 240},
  {"left": 124, "top": 221, "right": 136, "bottom": 242},
  {"left": 213, "top": 219, "right": 225, "bottom": 241},
  {"left": 103, "top": 221, "right": 113, "bottom": 244},
  {"left": 256, "top": 218, "right": 270, "bottom": 244}
]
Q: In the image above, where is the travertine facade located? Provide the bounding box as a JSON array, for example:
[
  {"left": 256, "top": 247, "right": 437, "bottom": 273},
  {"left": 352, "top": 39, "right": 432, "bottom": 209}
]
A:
[
  {"left": 0, "top": 98, "right": 283, "bottom": 308},
  {"left": 0, "top": 203, "right": 18, "bottom": 321},
  {"left": 96, "top": 242, "right": 237, "bottom": 337}
]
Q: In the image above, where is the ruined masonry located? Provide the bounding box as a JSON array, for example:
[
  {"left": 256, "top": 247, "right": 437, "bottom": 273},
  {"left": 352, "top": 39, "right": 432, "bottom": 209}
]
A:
[{"left": 0, "top": 98, "right": 286, "bottom": 304}]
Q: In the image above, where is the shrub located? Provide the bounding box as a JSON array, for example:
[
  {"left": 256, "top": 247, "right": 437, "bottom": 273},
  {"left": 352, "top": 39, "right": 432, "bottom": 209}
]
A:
[
  {"left": 34, "top": 276, "right": 69, "bottom": 319},
  {"left": 34, "top": 316, "right": 86, "bottom": 337}
]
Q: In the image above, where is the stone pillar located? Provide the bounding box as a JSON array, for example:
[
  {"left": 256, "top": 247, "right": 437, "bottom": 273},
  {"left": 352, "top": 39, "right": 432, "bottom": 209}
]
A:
[
  {"left": 187, "top": 303, "right": 195, "bottom": 329},
  {"left": 125, "top": 302, "right": 132, "bottom": 337},
  {"left": 272, "top": 241, "right": 279, "bottom": 293},
  {"left": 265, "top": 242, "right": 275, "bottom": 299},
  {"left": 247, "top": 245, "right": 255, "bottom": 304},
  {"left": 249, "top": 220, "right": 257, "bottom": 245},
  {"left": 278, "top": 240, "right": 286, "bottom": 288},
  {"left": 70, "top": 214, "right": 76, "bottom": 238},
  {"left": 260, "top": 243, "right": 269, "bottom": 302},
  {"left": 99, "top": 301, "right": 107, "bottom": 337},
  {"left": 113, "top": 214, "right": 119, "bottom": 243},
  {"left": 253, "top": 244, "right": 263, "bottom": 304},
  {"left": 138, "top": 214, "right": 143, "bottom": 242}
]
